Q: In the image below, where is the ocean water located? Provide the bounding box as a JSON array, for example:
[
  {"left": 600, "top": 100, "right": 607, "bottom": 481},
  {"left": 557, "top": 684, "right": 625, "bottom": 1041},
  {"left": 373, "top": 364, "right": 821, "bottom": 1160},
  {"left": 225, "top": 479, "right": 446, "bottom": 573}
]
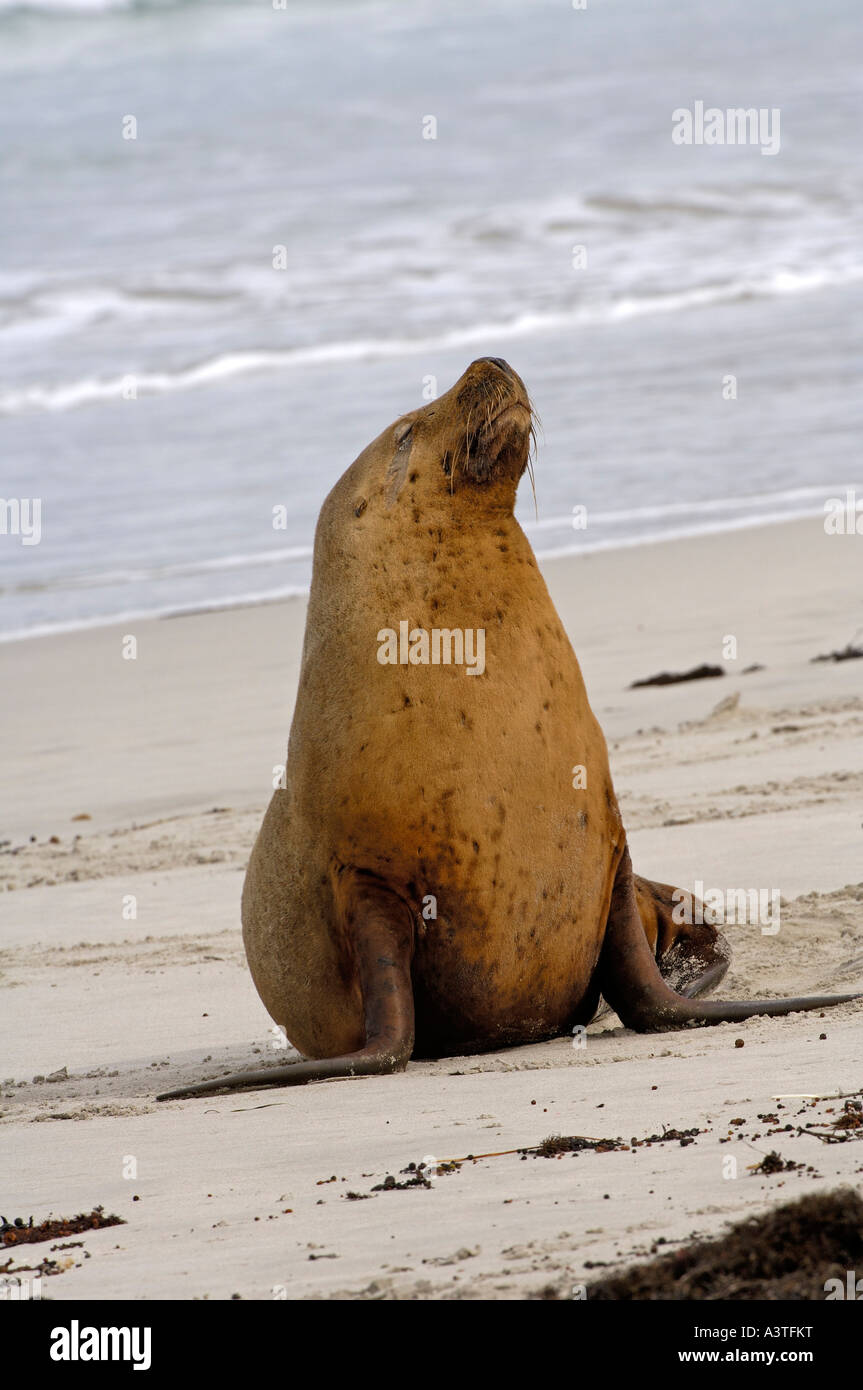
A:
[{"left": 1, "top": 0, "right": 861, "bottom": 639}]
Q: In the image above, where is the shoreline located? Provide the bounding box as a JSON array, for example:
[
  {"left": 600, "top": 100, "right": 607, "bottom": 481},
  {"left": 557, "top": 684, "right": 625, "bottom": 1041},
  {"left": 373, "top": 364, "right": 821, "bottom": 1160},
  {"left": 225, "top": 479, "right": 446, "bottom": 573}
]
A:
[
  {"left": 2, "top": 496, "right": 859, "bottom": 646},
  {"left": 2, "top": 513, "right": 862, "bottom": 842}
]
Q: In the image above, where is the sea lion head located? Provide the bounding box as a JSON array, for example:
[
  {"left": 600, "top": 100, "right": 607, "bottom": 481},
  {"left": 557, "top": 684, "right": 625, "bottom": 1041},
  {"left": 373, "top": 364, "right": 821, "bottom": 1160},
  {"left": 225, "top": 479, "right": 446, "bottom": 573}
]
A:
[{"left": 380, "top": 357, "right": 535, "bottom": 508}]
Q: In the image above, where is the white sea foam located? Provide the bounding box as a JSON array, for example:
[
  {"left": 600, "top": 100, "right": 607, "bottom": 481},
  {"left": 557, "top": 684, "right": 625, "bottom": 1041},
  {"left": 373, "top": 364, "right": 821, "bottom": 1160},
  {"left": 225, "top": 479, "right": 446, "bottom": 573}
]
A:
[
  {"left": 0, "top": 284, "right": 237, "bottom": 343},
  {"left": 3, "top": 263, "right": 862, "bottom": 416},
  {"left": 0, "top": 585, "right": 310, "bottom": 644},
  {"left": 531, "top": 506, "right": 834, "bottom": 562},
  {"left": 524, "top": 485, "right": 852, "bottom": 532},
  {"left": 0, "top": 0, "right": 163, "bottom": 12},
  {"left": 0, "top": 545, "right": 316, "bottom": 597}
]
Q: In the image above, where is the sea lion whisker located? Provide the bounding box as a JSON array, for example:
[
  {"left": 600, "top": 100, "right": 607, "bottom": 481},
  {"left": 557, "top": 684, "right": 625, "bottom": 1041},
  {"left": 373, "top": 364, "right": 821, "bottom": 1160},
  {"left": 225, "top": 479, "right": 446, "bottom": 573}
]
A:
[{"left": 526, "top": 452, "right": 538, "bottom": 518}]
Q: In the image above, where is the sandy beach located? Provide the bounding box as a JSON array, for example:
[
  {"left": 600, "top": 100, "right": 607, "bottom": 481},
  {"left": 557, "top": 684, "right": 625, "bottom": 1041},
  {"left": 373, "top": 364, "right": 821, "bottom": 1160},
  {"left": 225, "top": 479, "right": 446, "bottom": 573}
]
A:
[{"left": 2, "top": 514, "right": 861, "bottom": 1301}]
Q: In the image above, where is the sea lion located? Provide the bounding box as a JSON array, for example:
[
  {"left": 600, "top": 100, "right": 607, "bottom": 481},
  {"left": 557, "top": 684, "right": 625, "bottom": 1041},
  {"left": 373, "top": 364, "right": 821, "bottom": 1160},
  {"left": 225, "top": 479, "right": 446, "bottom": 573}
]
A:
[{"left": 158, "top": 357, "right": 857, "bottom": 1101}]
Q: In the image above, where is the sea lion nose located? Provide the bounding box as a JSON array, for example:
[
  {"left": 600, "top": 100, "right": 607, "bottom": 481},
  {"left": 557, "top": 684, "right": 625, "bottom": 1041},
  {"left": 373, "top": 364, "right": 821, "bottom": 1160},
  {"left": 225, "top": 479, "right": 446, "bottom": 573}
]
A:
[{"left": 472, "top": 356, "right": 514, "bottom": 378}]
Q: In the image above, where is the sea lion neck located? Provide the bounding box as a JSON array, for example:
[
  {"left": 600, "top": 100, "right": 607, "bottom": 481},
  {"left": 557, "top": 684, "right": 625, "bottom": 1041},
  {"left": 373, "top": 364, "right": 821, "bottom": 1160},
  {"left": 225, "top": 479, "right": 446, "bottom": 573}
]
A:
[{"left": 441, "top": 479, "right": 522, "bottom": 526}]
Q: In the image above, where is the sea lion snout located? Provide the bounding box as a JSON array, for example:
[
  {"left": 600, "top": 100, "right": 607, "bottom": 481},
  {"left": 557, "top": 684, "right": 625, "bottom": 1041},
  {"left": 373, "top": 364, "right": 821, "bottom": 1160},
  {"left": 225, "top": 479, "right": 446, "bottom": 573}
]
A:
[
  {"left": 461, "top": 354, "right": 527, "bottom": 400},
  {"left": 471, "top": 355, "right": 516, "bottom": 379},
  {"left": 447, "top": 357, "right": 533, "bottom": 487}
]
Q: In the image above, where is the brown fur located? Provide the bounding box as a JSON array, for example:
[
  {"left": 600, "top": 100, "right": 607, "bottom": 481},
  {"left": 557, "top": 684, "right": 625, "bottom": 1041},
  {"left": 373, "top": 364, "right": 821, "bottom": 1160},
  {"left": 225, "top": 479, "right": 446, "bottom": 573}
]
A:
[
  {"left": 156, "top": 359, "right": 857, "bottom": 1102},
  {"left": 242, "top": 359, "right": 622, "bottom": 1057}
]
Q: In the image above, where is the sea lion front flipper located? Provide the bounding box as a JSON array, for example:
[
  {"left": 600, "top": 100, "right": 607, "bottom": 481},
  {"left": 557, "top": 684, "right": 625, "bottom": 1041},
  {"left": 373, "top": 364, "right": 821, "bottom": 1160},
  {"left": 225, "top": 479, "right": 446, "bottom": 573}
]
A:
[
  {"left": 157, "top": 878, "right": 414, "bottom": 1100},
  {"left": 599, "top": 846, "right": 860, "bottom": 1031},
  {"left": 633, "top": 873, "right": 731, "bottom": 999}
]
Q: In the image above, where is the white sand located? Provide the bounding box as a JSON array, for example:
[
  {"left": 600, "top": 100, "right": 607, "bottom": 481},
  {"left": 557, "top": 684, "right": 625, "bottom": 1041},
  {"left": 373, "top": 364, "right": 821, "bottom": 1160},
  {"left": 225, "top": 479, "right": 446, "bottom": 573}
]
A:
[{"left": 1, "top": 516, "right": 861, "bottom": 1300}]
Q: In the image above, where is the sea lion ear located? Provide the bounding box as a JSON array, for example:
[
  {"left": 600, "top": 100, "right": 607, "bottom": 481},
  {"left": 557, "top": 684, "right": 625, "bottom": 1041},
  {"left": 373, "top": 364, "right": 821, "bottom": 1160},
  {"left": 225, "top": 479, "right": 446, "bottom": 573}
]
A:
[{"left": 394, "top": 419, "right": 413, "bottom": 446}]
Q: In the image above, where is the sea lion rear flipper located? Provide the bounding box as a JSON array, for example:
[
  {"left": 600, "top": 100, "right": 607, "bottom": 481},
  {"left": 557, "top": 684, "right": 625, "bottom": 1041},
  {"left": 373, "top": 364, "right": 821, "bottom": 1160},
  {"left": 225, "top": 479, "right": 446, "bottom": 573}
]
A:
[
  {"left": 157, "top": 879, "right": 414, "bottom": 1100},
  {"left": 600, "top": 846, "right": 859, "bottom": 1030},
  {"left": 633, "top": 873, "right": 731, "bottom": 999}
]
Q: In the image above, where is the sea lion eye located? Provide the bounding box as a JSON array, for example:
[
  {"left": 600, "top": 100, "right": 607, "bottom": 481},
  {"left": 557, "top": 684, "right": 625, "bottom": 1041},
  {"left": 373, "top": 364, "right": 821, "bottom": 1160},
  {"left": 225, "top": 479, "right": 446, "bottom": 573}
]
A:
[{"left": 394, "top": 420, "right": 413, "bottom": 446}]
